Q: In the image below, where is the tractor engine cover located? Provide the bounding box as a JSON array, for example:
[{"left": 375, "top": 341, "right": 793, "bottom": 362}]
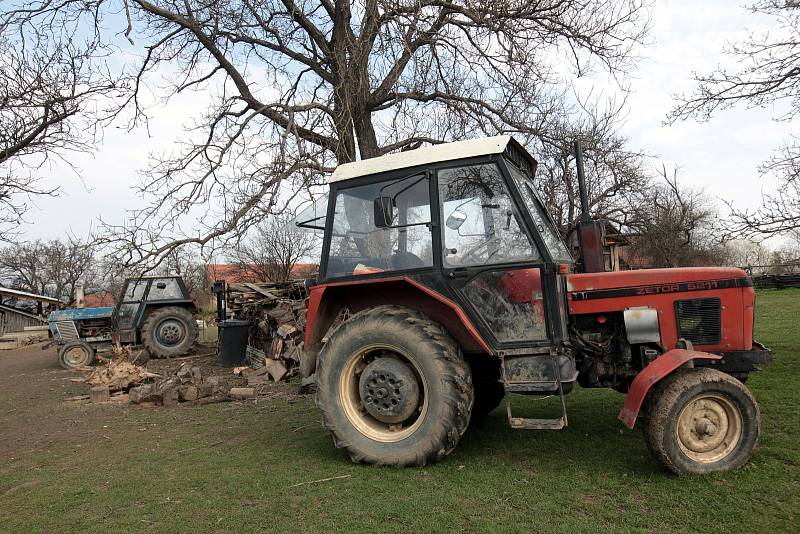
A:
[{"left": 358, "top": 357, "right": 420, "bottom": 423}]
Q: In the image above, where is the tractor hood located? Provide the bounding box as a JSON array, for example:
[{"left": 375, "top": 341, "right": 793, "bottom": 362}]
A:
[
  {"left": 566, "top": 267, "right": 750, "bottom": 295},
  {"left": 48, "top": 307, "right": 114, "bottom": 322},
  {"left": 567, "top": 267, "right": 753, "bottom": 313}
]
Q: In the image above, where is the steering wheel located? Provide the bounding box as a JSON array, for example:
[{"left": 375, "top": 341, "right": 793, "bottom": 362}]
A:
[{"left": 460, "top": 237, "right": 502, "bottom": 265}]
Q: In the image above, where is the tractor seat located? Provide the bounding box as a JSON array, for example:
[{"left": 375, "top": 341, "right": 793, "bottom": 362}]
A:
[{"left": 391, "top": 251, "right": 426, "bottom": 270}]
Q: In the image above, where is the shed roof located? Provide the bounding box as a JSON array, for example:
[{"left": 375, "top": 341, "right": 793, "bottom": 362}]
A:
[
  {"left": 330, "top": 135, "right": 517, "bottom": 183},
  {"left": 0, "top": 286, "right": 61, "bottom": 305}
]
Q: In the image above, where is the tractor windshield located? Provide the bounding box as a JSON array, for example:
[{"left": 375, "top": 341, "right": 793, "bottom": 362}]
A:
[{"left": 505, "top": 161, "right": 572, "bottom": 262}]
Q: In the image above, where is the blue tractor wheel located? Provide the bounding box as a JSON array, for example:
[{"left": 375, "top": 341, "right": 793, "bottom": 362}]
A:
[{"left": 58, "top": 341, "right": 96, "bottom": 369}]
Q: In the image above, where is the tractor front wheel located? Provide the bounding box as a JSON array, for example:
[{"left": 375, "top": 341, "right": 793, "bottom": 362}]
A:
[
  {"left": 644, "top": 368, "right": 760, "bottom": 475},
  {"left": 58, "top": 341, "right": 95, "bottom": 369},
  {"left": 141, "top": 306, "right": 198, "bottom": 358},
  {"left": 315, "top": 306, "right": 473, "bottom": 466}
]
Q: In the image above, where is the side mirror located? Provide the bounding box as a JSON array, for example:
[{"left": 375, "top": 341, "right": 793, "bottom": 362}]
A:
[
  {"left": 156, "top": 282, "right": 167, "bottom": 289},
  {"left": 446, "top": 210, "right": 467, "bottom": 230},
  {"left": 374, "top": 196, "right": 395, "bottom": 228}
]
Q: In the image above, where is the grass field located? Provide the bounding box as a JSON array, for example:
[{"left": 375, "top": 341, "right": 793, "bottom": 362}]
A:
[{"left": 0, "top": 290, "right": 798, "bottom": 533}]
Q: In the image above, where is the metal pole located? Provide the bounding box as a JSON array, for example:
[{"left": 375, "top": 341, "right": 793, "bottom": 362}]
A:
[{"left": 573, "top": 140, "right": 591, "bottom": 222}]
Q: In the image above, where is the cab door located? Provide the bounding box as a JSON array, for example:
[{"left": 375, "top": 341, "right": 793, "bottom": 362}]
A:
[{"left": 436, "top": 162, "right": 555, "bottom": 348}]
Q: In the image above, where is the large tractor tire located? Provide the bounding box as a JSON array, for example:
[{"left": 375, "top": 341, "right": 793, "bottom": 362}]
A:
[
  {"left": 315, "top": 306, "right": 473, "bottom": 466},
  {"left": 58, "top": 341, "right": 95, "bottom": 369},
  {"left": 643, "top": 368, "right": 760, "bottom": 475},
  {"left": 141, "top": 306, "right": 198, "bottom": 358}
]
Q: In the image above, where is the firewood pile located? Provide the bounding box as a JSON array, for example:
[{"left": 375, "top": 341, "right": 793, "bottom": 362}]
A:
[
  {"left": 72, "top": 347, "right": 242, "bottom": 406},
  {"left": 227, "top": 280, "right": 309, "bottom": 382}
]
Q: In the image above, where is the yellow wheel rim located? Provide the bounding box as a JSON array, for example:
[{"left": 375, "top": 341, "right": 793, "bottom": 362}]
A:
[
  {"left": 676, "top": 393, "right": 742, "bottom": 464},
  {"left": 338, "top": 344, "right": 428, "bottom": 443}
]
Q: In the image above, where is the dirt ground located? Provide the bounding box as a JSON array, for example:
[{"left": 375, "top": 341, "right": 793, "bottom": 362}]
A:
[
  {"left": 0, "top": 343, "right": 98, "bottom": 459},
  {"left": 0, "top": 343, "right": 282, "bottom": 458}
]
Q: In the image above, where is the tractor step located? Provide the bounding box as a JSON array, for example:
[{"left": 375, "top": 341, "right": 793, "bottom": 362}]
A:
[
  {"left": 502, "top": 351, "right": 570, "bottom": 431},
  {"left": 506, "top": 404, "right": 566, "bottom": 430}
]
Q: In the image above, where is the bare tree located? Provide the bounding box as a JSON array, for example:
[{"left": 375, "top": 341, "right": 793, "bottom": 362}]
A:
[
  {"left": 4, "top": 0, "right": 650, "bottom": 268},
  {"left": 0, "top": 9, "right": 124, "bottom": 235},
  {"left": 533, "top": 97, "right": 650, "bottom": 239},
  {"left": 231, "top": 214, "right": 317, "bottom": 282},
  {"left": 669, "top": 1, "right": 800, "bottom": 237},
  {"left": 0, "top": 238, "right": 96, "bottom": 310},
  {"left": 624, "top": 166, "right": 728, "bottom": 268}
]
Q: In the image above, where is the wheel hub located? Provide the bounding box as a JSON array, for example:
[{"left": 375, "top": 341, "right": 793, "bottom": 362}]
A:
[
  {"left": 358, "top": 357, "right": 420, "bottom": 424},
  {"left": 677, "top": 394, "right": 742, "bottom": 463},
  {"left": 156, "top": 319, "right": 185, "bottom": 346},
  {"left": 64, "top": 346, "right": 89, "bottom": 366}
]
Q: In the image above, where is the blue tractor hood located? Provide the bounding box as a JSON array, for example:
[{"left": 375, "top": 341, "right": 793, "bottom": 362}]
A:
[{"left": 48, "top": 307, "right": 114, "bottom": 322}]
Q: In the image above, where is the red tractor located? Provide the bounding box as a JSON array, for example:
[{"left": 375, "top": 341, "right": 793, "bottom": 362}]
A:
[{"left": 298, "top": 136, "right": 771, "bottom": 474}]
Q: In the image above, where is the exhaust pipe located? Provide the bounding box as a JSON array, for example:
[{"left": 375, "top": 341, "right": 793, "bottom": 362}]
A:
[{"left": 573, "top": 140, "right": 606, "bottom": 273}]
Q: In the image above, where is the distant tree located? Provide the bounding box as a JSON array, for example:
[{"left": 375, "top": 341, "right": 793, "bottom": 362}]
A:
[
  {"left": 0, "top": 238, "right": 96, "bottom": 310},
  {"left": 725, "top": 239, "right": 773, "bottom": 271},
  {"left": 232, "top": 214, "right": 317, "bottom": 282},
  {"left": 669, "top": 1, "right": 800, "bottom": 237},
  {"left": 625, "top": 167, "right": 728, "bottom": 268},
  {"left": 0, "top": 11, "right": 123, "bottom": 235}
]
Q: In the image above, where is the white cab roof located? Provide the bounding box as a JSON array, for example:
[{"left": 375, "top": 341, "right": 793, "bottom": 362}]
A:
[{"left": 330, "top": 135, "right": 513, "bottom": 183}]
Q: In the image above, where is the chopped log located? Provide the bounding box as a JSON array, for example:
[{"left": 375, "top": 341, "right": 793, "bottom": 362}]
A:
[
  {"left": 271, "top": 338, "right": 284, "bottom": 360},
  {"left": 277, "top": 324, "right": 298, "bottom": 339},
  {"left": 161, "top": 387, "right": 179, "bottom": 407},
  {"left": 129, "top": 384, "right": 157, "bottom": 404},
  {"left": 229, "top": 387, "right": 256, "bottom": 399},
  {"left": 90, "top": 385, "right": 110, "bottom": 403},
  {"left": 196, "top": 383, "right": 215, "bottom": 398},
  {"left": 196, "top": 395, "right": 230, "bottom": 405},
  {"left": 178, "top": 384, "right": 199, "bottom": 402},
  {"left": 263, "top": 358, "right": 288, "bottom": 382}
]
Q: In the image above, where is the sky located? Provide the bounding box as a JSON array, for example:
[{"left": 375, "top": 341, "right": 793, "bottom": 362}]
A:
[{"left": 15, "top": 0, "right": 793, "bottom": 248}]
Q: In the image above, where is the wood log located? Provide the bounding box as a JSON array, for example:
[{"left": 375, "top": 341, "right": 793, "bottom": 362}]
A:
[
  {"left": 229, "top": 387, "right": 256, "bottom": 399},
  {"left": 264, "top": 359, "right": 287, "bottom": 382},
  {"left": 129, "top": 384, "right": 154, "bottom": 404},
  {"left": 196, "top": 395, "right": 230, "bottom": 406},
  {"left": 90, "top": 385, "right": 110, "bottom": 403},
  {"left": 178, "top": 384, "right": 199, "bottom": 402},
  {"left": 161, "top": 387, "right": 179, "bottom": 407}
]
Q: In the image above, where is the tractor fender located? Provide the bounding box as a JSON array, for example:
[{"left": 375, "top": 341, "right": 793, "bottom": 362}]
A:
[
  {"left": 618, "top": 348, "right": 722, "bottom": 428},
  {"left": 302, "top": 276, "right": 492, "bottom": 377}
]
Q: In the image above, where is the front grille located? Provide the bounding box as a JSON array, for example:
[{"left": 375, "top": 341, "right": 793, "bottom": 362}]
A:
[
  {"left": 675, "top": 298, "right": 721, "bottom": 345},
  {"left": 55, "top": 320, "right": 80, "bottom": 342}
]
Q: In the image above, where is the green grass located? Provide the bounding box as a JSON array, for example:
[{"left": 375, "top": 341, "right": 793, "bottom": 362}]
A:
[{"left": 1, "top": 290, "right": 798, "bottom": 533}]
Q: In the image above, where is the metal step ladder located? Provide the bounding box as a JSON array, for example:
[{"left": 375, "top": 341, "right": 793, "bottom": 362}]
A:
[{"left": 503, "top": 351, "right": 569, "bottom": 430}]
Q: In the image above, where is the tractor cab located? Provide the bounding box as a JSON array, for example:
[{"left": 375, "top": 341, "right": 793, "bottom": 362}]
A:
[
  {"left": 114, "top": 276, "right": 195, "bottom": 344},
  {"left": 315, "top": 136, "right": 574, "bottom": 356}
]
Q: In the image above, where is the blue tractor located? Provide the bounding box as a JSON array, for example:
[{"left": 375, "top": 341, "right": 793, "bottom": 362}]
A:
[{"left": 49, "top": 276, "right": 199, "bottom": 369}]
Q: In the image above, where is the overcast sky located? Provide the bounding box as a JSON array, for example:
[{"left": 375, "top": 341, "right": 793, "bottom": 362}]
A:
[{"left": 17, "top": 0, "right": 792, "bottom": 248}]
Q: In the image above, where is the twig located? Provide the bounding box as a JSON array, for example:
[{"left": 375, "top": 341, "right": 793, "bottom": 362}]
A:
[
  {"left": 289, "top": 474, "right": 351, "bottom": 488},
  {"left": 171, "top": 352, "right": 216, "bottom": 361}
]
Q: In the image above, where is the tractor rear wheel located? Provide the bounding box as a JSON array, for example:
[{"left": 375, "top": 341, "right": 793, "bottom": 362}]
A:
[
  {"left": 644, "top": 368, "right": 760, "bottom": 475},
  {"left": 141, "top": 306, "right": 198, "bottom": 358},
  {"left": 58, "top": 341, "right": 95, "bottom": 369},
  {"left": 315, "top": 306, "right": 473, "bottom": 466}
]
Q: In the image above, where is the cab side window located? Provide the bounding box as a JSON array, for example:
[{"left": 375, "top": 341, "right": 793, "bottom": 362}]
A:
[
  {"left": 438, "top": 163, "right": 540, "bottom": 267},
  {"left": 326, "top": 174, "right": 433, "bottom": 278}
]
